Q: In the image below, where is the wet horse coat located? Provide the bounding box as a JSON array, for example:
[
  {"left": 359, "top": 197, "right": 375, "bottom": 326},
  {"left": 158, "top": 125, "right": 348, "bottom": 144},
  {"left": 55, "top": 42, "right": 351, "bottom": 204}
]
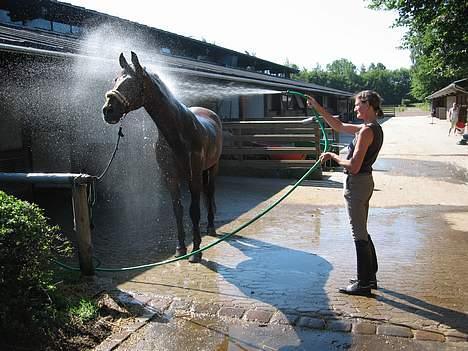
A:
[{"left": 102, "top": 52, "right": 223, "bottom": 263}]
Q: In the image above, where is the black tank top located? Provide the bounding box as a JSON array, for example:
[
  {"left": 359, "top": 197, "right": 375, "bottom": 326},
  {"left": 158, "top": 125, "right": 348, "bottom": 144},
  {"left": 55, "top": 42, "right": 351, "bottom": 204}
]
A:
[{"left": 346, "top": 122, "right": 383, "bottom": 174}]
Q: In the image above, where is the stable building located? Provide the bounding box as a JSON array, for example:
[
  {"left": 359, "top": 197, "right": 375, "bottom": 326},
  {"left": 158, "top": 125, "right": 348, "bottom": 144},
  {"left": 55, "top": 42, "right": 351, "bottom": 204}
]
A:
[
  {"left": 1, "top": 0, "right": 353, "bottom": 182},
  {"left": 0, "top": 0, "right": 354, "bottom": 269},
  {"left": 427, "top": 78, "right": 468, "bottom": 122}
]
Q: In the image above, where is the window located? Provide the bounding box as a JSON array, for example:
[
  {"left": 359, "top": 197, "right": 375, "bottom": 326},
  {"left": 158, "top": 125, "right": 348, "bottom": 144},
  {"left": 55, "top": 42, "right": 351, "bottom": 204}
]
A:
[
  {"left": 25, "top": 19, "right": 52, "bottom": 30},
  {"left": 52, "top": 21, "right": 71, "bottom": 34}
]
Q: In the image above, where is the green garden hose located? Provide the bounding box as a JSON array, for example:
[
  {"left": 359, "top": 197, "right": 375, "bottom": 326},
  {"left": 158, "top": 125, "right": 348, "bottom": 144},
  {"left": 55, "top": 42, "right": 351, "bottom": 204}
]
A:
[{"left": 53, "top": 91, "right": 330, "bottom": 272}]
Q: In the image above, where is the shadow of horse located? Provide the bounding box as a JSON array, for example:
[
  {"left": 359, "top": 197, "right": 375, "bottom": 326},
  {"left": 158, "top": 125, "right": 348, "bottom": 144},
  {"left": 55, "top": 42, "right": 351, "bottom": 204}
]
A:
[
  {"left": 201, "top": 234, "right": 348, "bottom": 348},
  {"left": 377, "top": 287, "right": 468, "bottom": 334}
]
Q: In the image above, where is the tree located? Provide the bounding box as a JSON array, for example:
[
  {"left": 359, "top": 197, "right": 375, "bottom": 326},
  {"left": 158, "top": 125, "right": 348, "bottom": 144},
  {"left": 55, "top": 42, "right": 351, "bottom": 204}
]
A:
[
  {"left": 293, "top": 60, "right": 411, "bottom": 105},
  {"left": 326, "top": 58, "right": 362, "bottom": 92},
  {"left": 294, "top": 64, "right": 331, "bottom": 88},
  {"left": 362, "top": 65, "right": 411, "bottom": 104},
  {"left": 367, "top": 0, "right": 468, "bottom": 99}
]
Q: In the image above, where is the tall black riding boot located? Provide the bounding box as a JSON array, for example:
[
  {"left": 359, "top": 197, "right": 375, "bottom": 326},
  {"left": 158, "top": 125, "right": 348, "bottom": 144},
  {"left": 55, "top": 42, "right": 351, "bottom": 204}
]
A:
[
  {"left": 350, "top": 234, "right": 378, "bottom": 289},
  {"left": 368, "top": 234, "right": 378, "bottom": 288},
  {"left": 339, "top": 240, "right": 372, "bottom": 296}
]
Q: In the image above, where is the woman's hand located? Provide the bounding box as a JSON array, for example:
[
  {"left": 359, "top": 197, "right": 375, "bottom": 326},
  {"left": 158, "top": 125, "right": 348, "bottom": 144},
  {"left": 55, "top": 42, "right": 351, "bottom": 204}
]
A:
[
  {"left": 306, "top": 95, "right": 318, "bottom": 109},
  {"left": 319, "top": 152, "right": 335, "bottom": 164}
]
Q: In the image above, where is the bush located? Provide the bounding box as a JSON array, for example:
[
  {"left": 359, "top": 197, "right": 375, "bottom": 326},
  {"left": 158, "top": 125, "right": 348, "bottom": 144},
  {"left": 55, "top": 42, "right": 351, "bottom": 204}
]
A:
[{"left": 0, "top": 190, "right": 72, "bottom": 344}]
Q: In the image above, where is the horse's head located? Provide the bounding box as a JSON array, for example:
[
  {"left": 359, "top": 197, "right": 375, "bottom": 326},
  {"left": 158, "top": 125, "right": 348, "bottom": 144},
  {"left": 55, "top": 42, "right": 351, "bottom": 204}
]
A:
[{"left": 102, "top": 52, "right": 146, "bottom": 124}]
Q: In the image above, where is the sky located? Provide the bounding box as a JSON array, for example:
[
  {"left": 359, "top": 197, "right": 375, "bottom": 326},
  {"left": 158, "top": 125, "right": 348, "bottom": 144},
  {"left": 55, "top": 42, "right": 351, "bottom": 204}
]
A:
[{"left": 67, "top": 0, "right": 412, "bottom": 70}]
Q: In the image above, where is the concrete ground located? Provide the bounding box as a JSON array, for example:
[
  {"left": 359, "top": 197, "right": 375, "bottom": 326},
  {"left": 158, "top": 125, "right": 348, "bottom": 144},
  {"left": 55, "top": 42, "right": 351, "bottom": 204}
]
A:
[{"left": 95, "top": 114, "right": 468, "bottom": 350}]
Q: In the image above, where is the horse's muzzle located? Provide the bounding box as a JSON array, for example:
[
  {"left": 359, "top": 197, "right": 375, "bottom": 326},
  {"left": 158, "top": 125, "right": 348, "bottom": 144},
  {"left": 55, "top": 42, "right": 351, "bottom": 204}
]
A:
[{"left": 102, "top": 103, "right": 123, "bottom": 125}]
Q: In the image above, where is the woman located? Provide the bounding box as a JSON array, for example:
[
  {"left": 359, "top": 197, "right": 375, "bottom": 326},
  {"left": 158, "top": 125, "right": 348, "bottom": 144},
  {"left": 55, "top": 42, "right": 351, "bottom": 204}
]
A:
[{"left": 306, "top": 91, "right": 384, "bottom": 296}]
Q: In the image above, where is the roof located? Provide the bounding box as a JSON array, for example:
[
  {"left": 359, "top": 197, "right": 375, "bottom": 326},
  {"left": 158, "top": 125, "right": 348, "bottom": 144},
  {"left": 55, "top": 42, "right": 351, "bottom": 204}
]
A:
[
  {"left": 0, "top": 24, "right": 353, "bottom": 98},
  {"left": 0, "top": 2, "right": 353, "bottom": 98},
  {"left": 2, "top": 0, "right": 298, "bottom": 76},
  {"left": 426, "top": 78, "right": 468, "bottom": 99}
]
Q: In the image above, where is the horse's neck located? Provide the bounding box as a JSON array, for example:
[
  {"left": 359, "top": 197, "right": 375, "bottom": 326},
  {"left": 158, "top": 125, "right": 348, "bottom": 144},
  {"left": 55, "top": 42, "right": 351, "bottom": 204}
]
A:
[{"left": 143, "top": 77, "right": 193, "bottom": 151}]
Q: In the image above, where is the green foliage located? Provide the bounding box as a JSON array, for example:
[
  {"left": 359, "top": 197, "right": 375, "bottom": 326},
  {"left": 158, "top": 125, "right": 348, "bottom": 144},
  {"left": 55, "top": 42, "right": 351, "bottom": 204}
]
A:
[
  {"left": 69, "top": 298, "right": 99, "bottom": 322},
  {"left": 293, "top": 60, "right": 411, "bottom": 105},
  {"left": 0, "top": 190, "right": 72, "bottom": 343},
  {"left": 367, "top": 0, "right": 468, "bottom": 99}
]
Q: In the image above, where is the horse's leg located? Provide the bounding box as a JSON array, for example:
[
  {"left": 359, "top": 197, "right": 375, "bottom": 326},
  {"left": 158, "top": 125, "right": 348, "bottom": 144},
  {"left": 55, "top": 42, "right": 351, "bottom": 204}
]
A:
[
  {"left": 188, "top": 173, "right": 203, "bottom": 263},
  {"left": 203, "top": 164, "right": 218, "bottom": 236},
  {"left": 164, "top": 177, "right": 186, "bottom": 257}
]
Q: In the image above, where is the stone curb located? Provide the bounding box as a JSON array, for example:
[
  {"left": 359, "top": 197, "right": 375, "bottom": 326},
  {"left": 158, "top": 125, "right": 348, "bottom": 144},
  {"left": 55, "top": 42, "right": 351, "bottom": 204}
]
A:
[
  {"left": 93, "top": 293, "right": 164, "bottom": 351},
  {"left": 94, "top": 292, "right": 468, "bottom": 350}
]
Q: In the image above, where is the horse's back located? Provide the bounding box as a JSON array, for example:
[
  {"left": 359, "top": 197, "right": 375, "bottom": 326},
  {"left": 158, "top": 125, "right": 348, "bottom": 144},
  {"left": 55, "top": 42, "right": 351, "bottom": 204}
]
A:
[
  {"left": 189, "top": 107, "right": 222, "bottom": 169},
  {"left": 189, "top": 107, "right": 222, "bottom": 127}
]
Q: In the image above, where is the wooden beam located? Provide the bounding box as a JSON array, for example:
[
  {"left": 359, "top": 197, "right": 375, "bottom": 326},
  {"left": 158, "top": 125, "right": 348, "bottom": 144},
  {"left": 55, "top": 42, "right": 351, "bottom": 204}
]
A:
[
  {"left": 72, "top": 183, "right": 94, "bottom": 276},
  {"left": 224, "top": 134, "right": 318, "bottom": 142},
  {"left": 221, "top": 159, "right": 318, "bottom": 169},
  {"left": 222, "top": 146, "right": 317, "bottom": 155}
]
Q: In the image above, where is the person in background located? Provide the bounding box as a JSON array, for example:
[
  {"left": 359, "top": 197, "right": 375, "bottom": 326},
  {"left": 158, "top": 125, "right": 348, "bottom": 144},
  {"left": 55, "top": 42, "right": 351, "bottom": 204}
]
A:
[
  {"left": 448, "top": 102, "right": 460, "bottom": 136},
  {"left": 305, "top": 91, "right": 384, "bottom": 296}
]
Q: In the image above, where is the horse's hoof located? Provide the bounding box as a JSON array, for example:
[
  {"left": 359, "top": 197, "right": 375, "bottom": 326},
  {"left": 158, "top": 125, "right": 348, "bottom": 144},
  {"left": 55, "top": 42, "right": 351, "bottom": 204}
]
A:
[
  {"left": 175, "top": 247, "right": 187, "bottom": 258},
  {"left": 188, "top": 252, "right": 202, "bottom": 263},
  {"left": 207, "top": 227, "right": 217, "bottom": 236}
]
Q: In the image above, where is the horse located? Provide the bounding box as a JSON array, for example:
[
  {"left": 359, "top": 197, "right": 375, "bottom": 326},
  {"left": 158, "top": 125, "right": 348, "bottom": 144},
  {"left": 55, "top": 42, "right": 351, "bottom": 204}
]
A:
[{"left": 102, "top": 52, "right": 223, "bottom": 263}]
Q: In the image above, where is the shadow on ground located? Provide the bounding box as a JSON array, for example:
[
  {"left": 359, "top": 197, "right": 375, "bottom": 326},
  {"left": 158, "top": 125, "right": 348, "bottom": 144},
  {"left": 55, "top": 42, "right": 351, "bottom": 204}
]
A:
[{"left": 377, "top": 288, "right": 468, "bottom": 334}]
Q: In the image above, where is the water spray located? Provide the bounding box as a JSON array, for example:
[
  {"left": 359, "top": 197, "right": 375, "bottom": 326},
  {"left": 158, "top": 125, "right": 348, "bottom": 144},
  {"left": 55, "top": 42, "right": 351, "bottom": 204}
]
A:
[{"left": 54, "top": 89, "right": 331, "bottom": 272}]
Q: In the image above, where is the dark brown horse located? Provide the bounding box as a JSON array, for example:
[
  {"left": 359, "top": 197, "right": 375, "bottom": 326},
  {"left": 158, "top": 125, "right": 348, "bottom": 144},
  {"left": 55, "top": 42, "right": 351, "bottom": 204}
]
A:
[{"left": 102, "top": 52, "right": 223, "bottom": 263}]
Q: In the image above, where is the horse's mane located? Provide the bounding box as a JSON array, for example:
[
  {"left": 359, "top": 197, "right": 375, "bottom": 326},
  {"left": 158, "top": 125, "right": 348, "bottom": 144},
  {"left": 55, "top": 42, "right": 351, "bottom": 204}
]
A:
[{"left": 144, "top": 69, "right": 174, "bottom": 103}]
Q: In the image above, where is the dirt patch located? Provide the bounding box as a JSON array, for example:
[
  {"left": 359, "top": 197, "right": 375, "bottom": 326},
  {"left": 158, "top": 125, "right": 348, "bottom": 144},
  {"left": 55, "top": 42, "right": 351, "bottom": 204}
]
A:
[
  {"left": 58, "top": 291, "right": 137, "bottom": 351},
  {"left": 1, "top": 283, "right": 141, "bottom": 351}
]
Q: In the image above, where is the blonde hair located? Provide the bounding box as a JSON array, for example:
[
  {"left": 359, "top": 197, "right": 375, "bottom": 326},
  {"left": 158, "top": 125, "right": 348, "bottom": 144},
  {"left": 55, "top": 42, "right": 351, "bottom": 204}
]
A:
[{"left": 355, "top": 90, "right": 384, "bottom": 117}]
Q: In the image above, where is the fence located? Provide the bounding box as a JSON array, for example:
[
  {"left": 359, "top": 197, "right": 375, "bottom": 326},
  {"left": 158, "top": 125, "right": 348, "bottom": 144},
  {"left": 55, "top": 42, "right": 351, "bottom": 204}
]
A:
[
  {"left": 221, "top": 118, "right": 323, "bottom": 178},
  {"left": 382, "top": 105, "right": 396, "bottom": 117}
]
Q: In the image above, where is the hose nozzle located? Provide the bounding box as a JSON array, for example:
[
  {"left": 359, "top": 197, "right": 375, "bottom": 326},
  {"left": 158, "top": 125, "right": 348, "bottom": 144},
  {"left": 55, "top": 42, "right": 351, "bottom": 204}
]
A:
[{"left": 285, "top": 90, "right": 308, "bottom": 100}]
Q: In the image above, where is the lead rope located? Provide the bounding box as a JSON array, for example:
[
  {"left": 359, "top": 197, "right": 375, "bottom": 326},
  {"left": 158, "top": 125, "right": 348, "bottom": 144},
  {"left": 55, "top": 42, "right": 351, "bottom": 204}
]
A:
[
  {"left": 85, "top": 124, "right": 125, "bottom": 230},
  {"left": 96, "top": 124, "right": 125, "bottom": 182}
]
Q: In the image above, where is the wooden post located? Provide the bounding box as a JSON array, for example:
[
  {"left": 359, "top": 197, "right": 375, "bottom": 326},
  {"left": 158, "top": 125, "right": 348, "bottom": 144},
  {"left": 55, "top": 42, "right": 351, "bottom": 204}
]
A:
[{"left": 72, "top": 183, "right": 94, "bottom": 276}]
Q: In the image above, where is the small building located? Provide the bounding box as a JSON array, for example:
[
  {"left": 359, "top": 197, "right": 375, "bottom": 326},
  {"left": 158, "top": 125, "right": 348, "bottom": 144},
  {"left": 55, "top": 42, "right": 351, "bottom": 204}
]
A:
[{"left": 427, "top": 78, "right": 468, "bottom": 122}]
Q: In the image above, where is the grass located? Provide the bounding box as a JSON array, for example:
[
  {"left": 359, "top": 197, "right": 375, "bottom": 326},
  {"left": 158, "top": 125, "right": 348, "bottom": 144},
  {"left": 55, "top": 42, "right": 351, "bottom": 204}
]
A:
[
  {"left": 392, "top": 102, "right": 430, "bottom": 113},
  {"left": 69, "top": 298, "right": 99, "bottom": 322}
]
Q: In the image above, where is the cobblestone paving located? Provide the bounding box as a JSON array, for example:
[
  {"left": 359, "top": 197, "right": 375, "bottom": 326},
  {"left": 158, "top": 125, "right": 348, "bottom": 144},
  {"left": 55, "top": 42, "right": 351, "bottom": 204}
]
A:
[
  {"left": 98, "top": 116, "right": 467, "bottom": 348},
  {"left": 109, "top": 202, "right": 467, "bottom": 345}
]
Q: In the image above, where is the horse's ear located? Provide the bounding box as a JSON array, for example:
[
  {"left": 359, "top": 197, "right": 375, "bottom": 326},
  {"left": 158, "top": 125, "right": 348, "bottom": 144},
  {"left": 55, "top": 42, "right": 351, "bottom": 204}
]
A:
[
  {"left": 119, "top": 53, "right": 131, "bottom": 71},
  {"left": 131, "top": 51, "right": 143, "bottom": 75}
]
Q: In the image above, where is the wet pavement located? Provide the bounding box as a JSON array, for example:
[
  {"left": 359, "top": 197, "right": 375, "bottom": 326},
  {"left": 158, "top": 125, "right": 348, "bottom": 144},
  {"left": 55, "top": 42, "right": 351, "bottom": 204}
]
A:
[{"left": 94, "top": 115, "right": 468, "bottom": 350}]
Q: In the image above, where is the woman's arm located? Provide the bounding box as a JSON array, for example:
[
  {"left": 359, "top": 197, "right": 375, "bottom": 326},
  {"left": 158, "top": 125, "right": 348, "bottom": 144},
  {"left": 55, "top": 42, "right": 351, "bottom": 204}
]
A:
[
  {"left": 305, "top": 95, "right": 361, "bottom": 135},
  {"left": 320, "top": 126, "right": 374, "bottom": 175}
]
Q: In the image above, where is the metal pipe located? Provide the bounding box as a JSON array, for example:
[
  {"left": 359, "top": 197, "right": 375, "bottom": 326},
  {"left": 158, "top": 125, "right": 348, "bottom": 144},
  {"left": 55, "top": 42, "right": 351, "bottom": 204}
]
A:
[{"left": 0, "top": 172, "right": 94, "bottom": 185}]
